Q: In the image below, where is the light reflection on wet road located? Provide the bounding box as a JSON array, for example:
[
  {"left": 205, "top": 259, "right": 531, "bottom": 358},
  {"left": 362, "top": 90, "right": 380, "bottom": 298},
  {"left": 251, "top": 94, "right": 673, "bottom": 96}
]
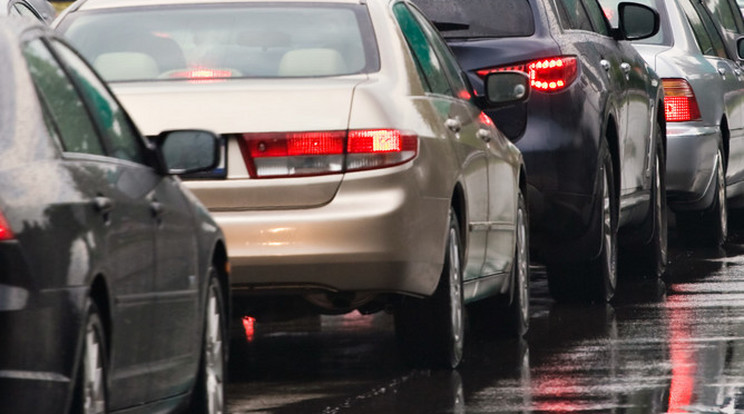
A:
[{"left": 226, "top": 222, "right": 744, "bottom": 413}]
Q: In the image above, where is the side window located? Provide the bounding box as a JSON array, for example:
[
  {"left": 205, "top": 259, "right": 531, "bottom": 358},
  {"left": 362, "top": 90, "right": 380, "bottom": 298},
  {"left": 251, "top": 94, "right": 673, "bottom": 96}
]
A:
[
  {"left": 52, "top": 40, "right": 146, "bottom": 164},
  {"left": 581, "top": 0, "right": 611, "bottom": 35},
  {"left": 393, "top": 2, "right": 453, "bottom": 97},
  {"left": 696, "top": 4, "right": 732, "bottom": 58},
  {"left": 408, "top": 5, "right": 472, "bottom": 100},
  {"left": 22, "top": 39, "right": 104, "bottom": 155},
  {"left": 680, "top": 0, "right": 722, "bottom": 57},
  {"left": 705, "top": 0, "right": 744, "bottom": 32},
  {"left": 11, "top": 3, "right": 39, "bottom": 20},
  {"left": 555, "top": 0, "right": 595, "bottom": 31}
]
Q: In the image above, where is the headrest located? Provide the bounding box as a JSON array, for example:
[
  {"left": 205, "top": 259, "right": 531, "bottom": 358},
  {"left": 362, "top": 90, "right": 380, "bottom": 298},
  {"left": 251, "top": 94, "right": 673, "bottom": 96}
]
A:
[
  {"left": 94, "top": 52, "right": 159, "bottom": 81},
  {"left": 278, "top": 48, "right": 347, "bottom": 77}
]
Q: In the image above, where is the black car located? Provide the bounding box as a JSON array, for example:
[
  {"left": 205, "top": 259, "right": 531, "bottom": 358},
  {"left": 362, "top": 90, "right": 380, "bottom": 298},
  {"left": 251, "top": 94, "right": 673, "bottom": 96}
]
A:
[
  {"left": 414, "top": 0, "right": 667, "bottom": 302},
  {"left": 0, "top": 18, "right": 229, "bottom": 414}
]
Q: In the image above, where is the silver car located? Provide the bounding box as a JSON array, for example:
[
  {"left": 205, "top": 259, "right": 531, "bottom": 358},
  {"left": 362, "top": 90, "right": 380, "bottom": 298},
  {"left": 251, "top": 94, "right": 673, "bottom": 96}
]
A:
[
  {"left": 602, "top": 0, "right": 744, "bottom": 246},
  {"left": 2, "top": 0, "right": 56, "bottom": 22},
  {"left": 55, "top": 0, "right": 531, "bottom": 368}
]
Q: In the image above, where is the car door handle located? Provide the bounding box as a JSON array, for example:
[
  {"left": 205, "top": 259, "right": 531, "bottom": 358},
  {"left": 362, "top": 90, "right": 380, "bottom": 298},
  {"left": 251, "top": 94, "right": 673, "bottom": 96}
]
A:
[
  {"left": 620, "top": 62, "right": 632, "bottom": 74},
  {"left": 93, "top": 196, "right": 113, "bottom": 214},
  {"left": 600, "top": 59, "right": 611, "bottom": 72},
  {"left": 735, "top": 69, "right": 742, "bottom": 77},
  {"left": 150, "top": 201, "right": 164, "bottom": 218},
  {"left": 476, "top": 128, "right": 492, "bottom": 143},
  {"left": 718, "top": 67, "right": 727, "bottom": 77},
  {"left": 445, "top": 118, "right": 462, "bottom": 133}
]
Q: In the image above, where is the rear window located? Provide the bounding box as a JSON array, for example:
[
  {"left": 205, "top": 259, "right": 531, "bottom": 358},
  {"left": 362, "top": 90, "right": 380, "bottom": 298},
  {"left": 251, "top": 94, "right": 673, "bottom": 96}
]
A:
[
  {"left": 412, "top": 0, "right": 535, "bottom": 39},
  {"left": 58, "top": 3, "right": 380, "bottom": 82}
]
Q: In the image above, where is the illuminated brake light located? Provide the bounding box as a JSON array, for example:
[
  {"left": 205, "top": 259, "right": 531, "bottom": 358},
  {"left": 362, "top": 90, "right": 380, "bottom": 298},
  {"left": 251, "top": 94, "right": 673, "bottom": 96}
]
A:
[
  {"left": 476, "top": 56, "right": 578, "bottom": 92},
  {"left": 168, "top": 68, "right": 234, "bottom": 80},
  {"left": 663, "top": 79, "right": 701, "bottom": 122},
  {"left": 239, "top": 129, "right": 418, "bottom": 178},
  {"left": 0, "top": 212, "right": 14, "bottom": 241}
]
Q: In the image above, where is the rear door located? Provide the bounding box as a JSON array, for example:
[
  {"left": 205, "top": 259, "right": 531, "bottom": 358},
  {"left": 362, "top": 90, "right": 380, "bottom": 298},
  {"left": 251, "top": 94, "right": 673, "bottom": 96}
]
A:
[
  {"left": 682, "top": 0, "right": 744, "bottom": 187},
  {"left": 393, "top": 1, "right": 490, "bottom": 281},
  {"left": 23, "top": 37, "right": 157, "bottom": 409}
]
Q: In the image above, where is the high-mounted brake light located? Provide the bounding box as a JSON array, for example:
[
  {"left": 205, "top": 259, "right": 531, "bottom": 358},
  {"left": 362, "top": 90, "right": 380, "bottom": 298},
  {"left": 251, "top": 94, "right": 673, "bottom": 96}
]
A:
[
  {"left": 476, "top": 56, "right": 579, "bottom": 92},
  {"left": 662, "top": 79, "right": 701, "bottom": 122},
  {"left": 239, "top": 129, "right": 418, "bottom": 178},
  {"left": 167, "top": 68, "right": 234, "bottom": 80},
  {"left": 0, "top": 212, "right": 14, "bottom": 241}
]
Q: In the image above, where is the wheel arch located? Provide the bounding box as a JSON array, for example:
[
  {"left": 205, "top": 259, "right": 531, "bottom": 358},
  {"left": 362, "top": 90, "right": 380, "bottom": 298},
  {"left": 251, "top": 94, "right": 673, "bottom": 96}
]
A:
[
  {"left": 450, "top": 182, "right": 467, "bottom": 258},
  {"left": 211, "top": 240, "right": 230, "bottom": 321},
  {"left": 720, "top": 115, "right": 730, "bottom": 172},
  {"left": 604, "top": 114, "right": 621, "bottom": 201},
  {"left": 88, "top": 274, "right": 112, "bottom": 356}
]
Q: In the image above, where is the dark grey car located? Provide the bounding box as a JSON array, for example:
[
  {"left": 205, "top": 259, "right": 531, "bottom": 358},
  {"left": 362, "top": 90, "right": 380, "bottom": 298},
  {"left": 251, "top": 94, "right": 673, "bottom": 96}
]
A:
[{"left": 0, "top": 18, "right": 229, "bottom": 414}]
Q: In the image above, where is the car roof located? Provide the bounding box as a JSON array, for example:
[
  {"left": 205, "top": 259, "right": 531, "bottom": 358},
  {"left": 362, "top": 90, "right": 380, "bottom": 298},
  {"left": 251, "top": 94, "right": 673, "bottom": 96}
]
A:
[{"left": 74, "top": 0, "right": 367, "bottom": 11}]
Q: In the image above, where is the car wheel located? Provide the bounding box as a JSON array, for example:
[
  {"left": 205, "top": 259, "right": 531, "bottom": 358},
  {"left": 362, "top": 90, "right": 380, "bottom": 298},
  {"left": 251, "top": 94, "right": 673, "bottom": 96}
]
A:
[
  {"left": 678, "top": 148, "right": 727, "bottom": 247},
  {"left": 191, "top": 267, "right": 227, "bottom": 414},
  {"left": 548, "top": 141, "right": 617, "bottom": 303},
  {"left": 73, "top": 302, "right": 107, "bottom": 414},
  {"left": 625, "top": 139, "right": 667, "bottom": 279},
  {"left": 510, "top": 191, "right": 530, "bottom": 336},
  {"left": 395, "top": 208, "right": 464, "bottom": 369}
]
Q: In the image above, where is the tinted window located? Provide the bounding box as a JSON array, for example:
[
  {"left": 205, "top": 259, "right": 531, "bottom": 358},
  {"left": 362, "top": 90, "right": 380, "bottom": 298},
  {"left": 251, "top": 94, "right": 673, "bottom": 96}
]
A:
[
  {"left": 412, "top": 0, "right": 534, "bottom": 39},
  {"left": 705, "top": 0, "right": 743, "bottom": 32},
  {"left": 394, "top": 2, "right": 453, "bottom": 96},
  {"left": 581, "top": 0, "right": 611, "bottom": 35},
  {"left": 23, "top": 39, "right": 104, "bottom": 155},
  {"left": 408, "top": 5, "right": 472, "bottom": 100},
  {"left": 52, "top": 41, "right": 146, "bottom": 164},
  {"left": 680, "top": 0, "right": 728, "bottom": 58},
  {"left": 60, "top": 3, "right": 379, "bottom": 81},
  {"left": 555, "top": 0, "right": 595, "bottom": 31}
]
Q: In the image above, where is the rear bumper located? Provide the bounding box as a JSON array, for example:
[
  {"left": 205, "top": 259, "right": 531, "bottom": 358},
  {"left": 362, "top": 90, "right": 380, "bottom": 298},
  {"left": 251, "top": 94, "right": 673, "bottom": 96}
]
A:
[
  {"left": 204, "top": 166, "right": 450, "bottom": 298},
  {"left": 665, "top": 124, "right": 719, "bottom": 211},
  {"left": 0, "top": 283, "right": 87, "bottom": 414}
]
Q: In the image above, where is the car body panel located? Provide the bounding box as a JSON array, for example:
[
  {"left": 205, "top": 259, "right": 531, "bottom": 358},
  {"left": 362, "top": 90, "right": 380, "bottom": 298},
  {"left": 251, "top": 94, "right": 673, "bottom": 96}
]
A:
[
  {"left": 0, "top": 19, "right": 226, "bottom": 413},
  {"left": 55, "top": 0, "right": 525, "bottom": 312}
]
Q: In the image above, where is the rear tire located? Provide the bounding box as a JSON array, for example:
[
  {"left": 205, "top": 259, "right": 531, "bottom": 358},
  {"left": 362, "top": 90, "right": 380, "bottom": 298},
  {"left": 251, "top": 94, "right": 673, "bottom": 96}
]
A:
[
  {"left": 678, "top": 148, "right": 727, "bottom": 247},
  {"left": 548, "top": 140, "right": 617, "bottom": 303},
  {"left": 72, "top": 302, "right": 108, "bottom": 414},
  {"left": 506, "top": 191, "right": 530, "bottom": 337},
  {"left": 395, "top": 208, "right": 464, "bottom": 369},
  {"left": 190, "top": 267, "right": 227, "bottom": 414}
]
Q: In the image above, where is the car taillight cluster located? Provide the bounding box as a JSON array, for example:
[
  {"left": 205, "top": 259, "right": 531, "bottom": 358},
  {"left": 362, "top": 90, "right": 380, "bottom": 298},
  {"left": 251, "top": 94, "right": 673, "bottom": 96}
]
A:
[
  {"left": 238, "top": 129, "right": 418, "bottom": 178},
  {"left": 662, "top": 79, "right": 702, "bottom": 122},
  {"left": 476, "top": 56, "right": 579, "bottom": 92},
  {"left": 0, "top": 212, "right": 14, "bottom": 241}
]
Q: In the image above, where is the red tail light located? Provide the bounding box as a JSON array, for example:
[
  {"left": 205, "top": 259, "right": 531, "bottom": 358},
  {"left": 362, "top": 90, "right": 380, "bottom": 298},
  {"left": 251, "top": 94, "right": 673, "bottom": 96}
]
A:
[
  {"left": 0, "top": 212, "right": 14, "bottom": 241},
  {"left": 476, "top": 56, "right": 579, "bottom": 92},
  {"left": 239, "top": 129, "right": 418, "bottom": 178},
  {"left": 663, "top": 79, "right": 701, "bottom": 122}
]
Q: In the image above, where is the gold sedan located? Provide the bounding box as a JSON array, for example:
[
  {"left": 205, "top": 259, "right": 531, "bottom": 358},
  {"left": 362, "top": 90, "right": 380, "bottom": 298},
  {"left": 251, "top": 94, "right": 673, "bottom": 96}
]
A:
[{"left": 56, "top": 0, "right": 531, "bottom": 368}]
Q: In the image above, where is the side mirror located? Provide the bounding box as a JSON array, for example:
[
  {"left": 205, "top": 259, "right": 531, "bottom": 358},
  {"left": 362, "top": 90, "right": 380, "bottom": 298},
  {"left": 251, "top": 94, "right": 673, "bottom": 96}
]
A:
[
  {"left": 484, "top": 71, "right": 530, "bottom": 107},
  {"left": 154, "top": 130, "right": 220, "bottom": 175},
  {"left": 737, "top": 36, "right": 744, "bottom": 61},
  {"left": 617, "top": 2, "right": 660, "bottom": 41}
]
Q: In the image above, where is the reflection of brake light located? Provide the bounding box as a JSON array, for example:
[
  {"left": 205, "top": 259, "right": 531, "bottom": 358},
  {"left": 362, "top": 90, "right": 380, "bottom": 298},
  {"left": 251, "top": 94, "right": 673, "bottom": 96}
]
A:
[
  {"left": 0, "top": 212, "right": 13, "bottom": 241},
  {"left": 476, "top": 56, "right": 578, "bottom": 92},
  {"left": 168, "top": 68, "right": 233, "bottom": 80},
  {"left": 663, "top": 79, "right": 701, "bottom": 122},
  {"left": 242, "top": 316, "right": 256, "bottom": 343},
  {"left": 239, "top": 129, "right": 418, "bottom": 178}
]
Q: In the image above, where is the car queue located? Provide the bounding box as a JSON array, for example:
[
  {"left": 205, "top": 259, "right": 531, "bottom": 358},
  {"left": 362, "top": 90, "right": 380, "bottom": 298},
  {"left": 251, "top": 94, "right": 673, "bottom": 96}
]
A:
[{"left": 3, "top": 0, "right": 744, "bottom": 412}]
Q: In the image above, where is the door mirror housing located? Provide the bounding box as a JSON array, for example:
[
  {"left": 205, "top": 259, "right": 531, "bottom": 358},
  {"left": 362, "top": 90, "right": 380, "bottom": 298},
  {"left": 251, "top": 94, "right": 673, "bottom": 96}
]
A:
[
  {"left": 737, "top": 36, "right": 744, "bottom": 61},
  {"left": 153, "top": 130, "right": 220, "bottom": 175},
  {"left": 483, "top": 71, "right": 530, "bottom": 108},
  {"left": 616, "top": 2, "right": 660, "bottom": 41}
]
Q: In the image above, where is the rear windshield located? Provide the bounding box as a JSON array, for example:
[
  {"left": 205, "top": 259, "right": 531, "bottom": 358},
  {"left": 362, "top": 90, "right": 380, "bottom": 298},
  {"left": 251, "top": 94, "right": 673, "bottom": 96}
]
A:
[
  {"left": 58, "top": 3, "right": 380, "bottom": 82},
  {"left": 412, "top": 0, "right": 535, "bottom": 39}
]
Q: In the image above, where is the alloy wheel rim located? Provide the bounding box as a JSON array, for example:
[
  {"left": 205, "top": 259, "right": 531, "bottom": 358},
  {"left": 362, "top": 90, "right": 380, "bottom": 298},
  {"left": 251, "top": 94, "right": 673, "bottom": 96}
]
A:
[
  {"left": 517, "top": 206, "right": 529, "bottom": 323},
  {"left": 717, "top": 153, "right": 728, "bottom": 241},
  {"left": 448, "top": 226, "right": 464, "bottom": 364},
  {"left": 602, "top": 167, "right": 617, "bottom": 289},
  {"left": 84, "top": 322, "right": 105, "bottom": 414},
  {"left": 655, "top": 154, "right": 667, "bottom": 265},
  {"left": 205, "top": 287, "right": 225, "bottom": 414}
]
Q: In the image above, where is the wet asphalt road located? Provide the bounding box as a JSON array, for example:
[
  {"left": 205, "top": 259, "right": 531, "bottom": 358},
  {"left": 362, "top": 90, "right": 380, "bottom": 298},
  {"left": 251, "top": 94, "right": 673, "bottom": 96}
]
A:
[{"left": 226, "top": 217, "right": 744, "bottom": 413}]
